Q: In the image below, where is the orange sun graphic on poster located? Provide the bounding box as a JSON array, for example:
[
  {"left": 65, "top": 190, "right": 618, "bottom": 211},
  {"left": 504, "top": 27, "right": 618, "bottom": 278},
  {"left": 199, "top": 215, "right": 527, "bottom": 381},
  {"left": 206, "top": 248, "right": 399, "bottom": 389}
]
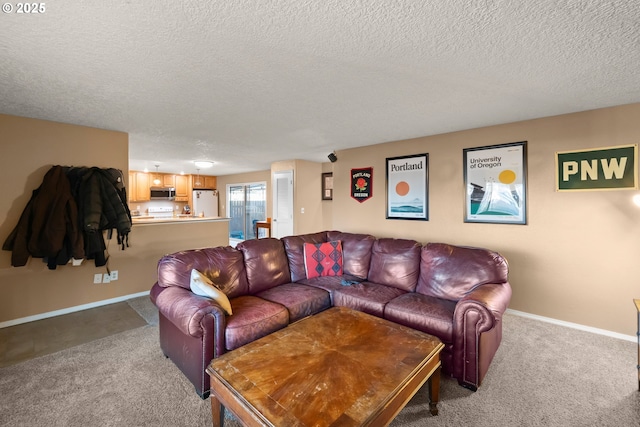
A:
[
  {"left": 499, "top": 169, "right": 516, "bottom": 184},
  {"left": 396, "top": 181, "right": 410, "bottom": 196}
]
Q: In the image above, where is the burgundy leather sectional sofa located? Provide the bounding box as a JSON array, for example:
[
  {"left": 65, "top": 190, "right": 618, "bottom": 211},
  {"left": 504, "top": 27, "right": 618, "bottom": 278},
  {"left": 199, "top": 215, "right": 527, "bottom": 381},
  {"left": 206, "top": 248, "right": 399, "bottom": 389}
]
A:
[{"left": 150, "top": 230, "right": 512, "bottom": 398}]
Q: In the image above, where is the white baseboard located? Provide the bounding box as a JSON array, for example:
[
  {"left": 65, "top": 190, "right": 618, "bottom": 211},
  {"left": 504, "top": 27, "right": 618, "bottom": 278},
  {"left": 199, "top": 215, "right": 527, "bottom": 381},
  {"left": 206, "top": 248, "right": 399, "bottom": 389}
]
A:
[
  {"left": 507, "top": 309, "right": 636, "bottom": 343},
  {"left": 0, "top": 290, "right": 151, "bottom": 329}
]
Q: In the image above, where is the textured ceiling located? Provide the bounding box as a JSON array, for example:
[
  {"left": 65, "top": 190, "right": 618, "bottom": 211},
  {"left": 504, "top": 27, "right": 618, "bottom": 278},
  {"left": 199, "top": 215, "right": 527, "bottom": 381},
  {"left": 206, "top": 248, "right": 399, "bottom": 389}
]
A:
[{"left": 1, "top": 1, "right": 639, "bottom": 175}]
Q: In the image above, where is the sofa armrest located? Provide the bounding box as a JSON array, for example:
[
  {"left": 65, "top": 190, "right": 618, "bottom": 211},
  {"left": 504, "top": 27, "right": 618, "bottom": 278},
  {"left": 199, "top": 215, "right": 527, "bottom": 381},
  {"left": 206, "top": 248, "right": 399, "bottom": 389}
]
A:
[
  {"left": 153, "top": 282, "right": 227, "bottom": 342},
  {"left": 458, "top": 282, "right": 512, "bottom": 319},
  {"left": 454, "top": 282, "right": 512, "bottom": 334},
  {"left": 453, "top": 282, "right": 512, "bottom": 390}
]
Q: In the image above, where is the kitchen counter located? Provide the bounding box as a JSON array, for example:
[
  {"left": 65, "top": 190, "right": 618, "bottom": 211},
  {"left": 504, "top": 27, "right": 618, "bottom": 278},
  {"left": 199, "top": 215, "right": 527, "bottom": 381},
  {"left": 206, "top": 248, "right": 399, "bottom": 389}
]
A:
[{"left": 131, "top": 216, "right": 229, "bottom": 225}]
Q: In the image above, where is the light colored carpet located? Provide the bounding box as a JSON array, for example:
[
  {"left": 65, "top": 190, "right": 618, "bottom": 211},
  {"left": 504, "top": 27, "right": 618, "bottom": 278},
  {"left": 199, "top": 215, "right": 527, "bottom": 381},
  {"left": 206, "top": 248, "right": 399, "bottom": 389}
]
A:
[
  {"left": 391, "top": 314, "right": 639, "bottom": 426},
  {"left": 0, "top": 299, "right": 638, "bottom": 427},
  {"left": 127, "top": 295, "right": 159, "bottom": 325}
]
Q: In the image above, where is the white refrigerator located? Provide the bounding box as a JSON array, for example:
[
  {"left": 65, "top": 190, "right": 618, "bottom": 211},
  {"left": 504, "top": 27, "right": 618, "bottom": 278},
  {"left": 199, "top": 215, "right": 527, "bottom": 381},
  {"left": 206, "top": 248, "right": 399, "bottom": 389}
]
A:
[{"left": 192, "top": 190, "right": 219, "bottom": 217}]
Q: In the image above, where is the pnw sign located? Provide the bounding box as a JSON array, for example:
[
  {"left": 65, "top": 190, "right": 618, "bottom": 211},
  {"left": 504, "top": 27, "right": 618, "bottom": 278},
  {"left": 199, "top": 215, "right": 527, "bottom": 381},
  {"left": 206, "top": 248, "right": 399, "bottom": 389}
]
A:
[{"left": 556, "top": 144, "right": 638, "bottom": 191}]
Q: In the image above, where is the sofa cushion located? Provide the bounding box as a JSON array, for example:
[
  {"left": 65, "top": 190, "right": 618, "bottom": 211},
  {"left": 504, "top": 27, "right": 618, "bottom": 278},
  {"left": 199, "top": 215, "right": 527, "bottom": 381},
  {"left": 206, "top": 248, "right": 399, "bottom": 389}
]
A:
[
  {"left": 225, "top": 295, "right": 289, "bottom": 351},
  {"left": 157, "top": 246, "right": 249, "bottom": 298},
  {"left": 332, "top": 282, "right": 406, "bottom": 317},
  {"left": 189, "top": 269, "right": 233, "bottom": 315},
  {"left": 257, "top": 283, "right": 331, "bottom": 322},
  {"left": 384, "top": 293, "right": 456, "bottom": 344},
  {"left": 367, "top": 238, "right": 422, "bottom": 292},
  {"left": 303, "top": 241, "right": 343, "bottom": 279},
  {"left": 297, "top": 274, "right": 364, "bottom": 294},
  {"left": 416, "top": 243, "right": 509, "bottom": 301},
  {"left": 326, "top": 231, "right": 375, "bottom": 279},
  {"left": 237, "top": 238, "right": 292, "bottom": 294},
  {"left": 282, "top": 232, "right": 328, "bottom": 282}
]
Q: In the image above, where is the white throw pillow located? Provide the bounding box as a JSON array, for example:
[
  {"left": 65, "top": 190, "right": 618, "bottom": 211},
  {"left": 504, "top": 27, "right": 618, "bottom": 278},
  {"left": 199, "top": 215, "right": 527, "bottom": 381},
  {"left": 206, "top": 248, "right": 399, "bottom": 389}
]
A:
[{"left": 189, "top": 269, "right": 233, "bottom": 315}]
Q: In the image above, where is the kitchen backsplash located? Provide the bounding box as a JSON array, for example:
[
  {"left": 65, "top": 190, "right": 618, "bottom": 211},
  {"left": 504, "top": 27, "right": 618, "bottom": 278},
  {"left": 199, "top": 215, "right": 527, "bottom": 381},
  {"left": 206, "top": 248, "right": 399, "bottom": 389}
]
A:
[{"left": 130, "top": 200, "right": 188, "bottom": 216}]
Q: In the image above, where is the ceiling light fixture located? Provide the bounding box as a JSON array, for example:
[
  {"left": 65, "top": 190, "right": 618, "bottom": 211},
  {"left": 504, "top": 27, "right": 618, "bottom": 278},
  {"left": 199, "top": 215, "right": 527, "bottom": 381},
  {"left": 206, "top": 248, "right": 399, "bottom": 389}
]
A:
[
  {"left": 153, "top": 165, "right": 161, "bottom": 186},
  {"left": 194, "top": 160, "right": 214, "bottom": 169}
]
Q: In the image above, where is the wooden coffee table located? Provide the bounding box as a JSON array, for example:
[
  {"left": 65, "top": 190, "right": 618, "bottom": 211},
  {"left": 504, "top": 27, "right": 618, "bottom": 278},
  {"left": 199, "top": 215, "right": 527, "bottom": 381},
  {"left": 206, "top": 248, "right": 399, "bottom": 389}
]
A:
[{"left": 206, "top": 306, "right": 444, "bottom": 427}]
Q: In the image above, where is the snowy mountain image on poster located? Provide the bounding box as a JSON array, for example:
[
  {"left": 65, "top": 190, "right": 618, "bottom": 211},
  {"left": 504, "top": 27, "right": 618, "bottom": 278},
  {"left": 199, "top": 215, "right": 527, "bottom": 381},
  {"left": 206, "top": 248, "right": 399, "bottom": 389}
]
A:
[
  {"left": 475, "top": 180, "right": 520, "bottom": 215},
  {"left": 466, "top": 145, "right": 523, "bottom": 219},
  {"left": 390, "top": 197, "right": 423, "bottom": 213}
]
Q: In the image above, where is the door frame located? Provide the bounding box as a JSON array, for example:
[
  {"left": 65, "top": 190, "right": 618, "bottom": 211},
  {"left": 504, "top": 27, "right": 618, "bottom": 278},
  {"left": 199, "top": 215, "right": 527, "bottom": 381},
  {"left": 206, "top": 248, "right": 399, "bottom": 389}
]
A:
[
  {"left": 272, "top": 170, "right": 294, "bottom": 238},
  {"left": 226, "top": 181, "right": 267, "bottom": 243}
]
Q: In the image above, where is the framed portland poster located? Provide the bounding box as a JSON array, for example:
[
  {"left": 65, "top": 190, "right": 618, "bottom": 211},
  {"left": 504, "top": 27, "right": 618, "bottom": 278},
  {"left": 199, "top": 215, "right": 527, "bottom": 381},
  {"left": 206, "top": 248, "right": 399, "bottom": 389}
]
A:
[
  {"left": 463, "top": 141, "right": 527, "bottom": 224},
  {"left": 386, "top": 153, "right": 429, "bottom": 220}
]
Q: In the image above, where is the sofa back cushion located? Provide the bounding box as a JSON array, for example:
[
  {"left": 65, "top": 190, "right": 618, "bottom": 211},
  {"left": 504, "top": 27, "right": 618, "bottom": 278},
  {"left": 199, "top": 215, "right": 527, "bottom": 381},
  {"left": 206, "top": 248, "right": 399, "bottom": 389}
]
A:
[
  {"left": 282, "top": 232, "right": 327, "bottom": 282},
  {"left": 326, "top": 231, "right": 376, "bottom": 279},
  {"left": 366, "top": 238, "right": 422, "bottom": 292},
  {"left": 237, "top": 238, "right": 292, "bottom": 294},
  {"left": 416, "top": 243, "right": 509, "bottom": 301},
  {"left": 156, "top": 246, "right": 249, "bottom": 298}
]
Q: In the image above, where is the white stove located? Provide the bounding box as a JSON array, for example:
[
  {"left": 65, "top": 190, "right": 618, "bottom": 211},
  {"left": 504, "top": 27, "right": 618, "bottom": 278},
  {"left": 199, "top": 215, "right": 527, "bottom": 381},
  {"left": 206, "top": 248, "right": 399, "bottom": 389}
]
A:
[{"left": 147, "top": 207, "right": 174, "bottom": 218}]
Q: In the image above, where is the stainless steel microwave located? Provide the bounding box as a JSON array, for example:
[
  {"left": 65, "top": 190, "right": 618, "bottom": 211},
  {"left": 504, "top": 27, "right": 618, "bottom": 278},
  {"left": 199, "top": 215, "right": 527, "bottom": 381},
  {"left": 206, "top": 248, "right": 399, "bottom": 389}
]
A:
[{"left": 150, "top": 187, "right": 176, "bottom": 200}]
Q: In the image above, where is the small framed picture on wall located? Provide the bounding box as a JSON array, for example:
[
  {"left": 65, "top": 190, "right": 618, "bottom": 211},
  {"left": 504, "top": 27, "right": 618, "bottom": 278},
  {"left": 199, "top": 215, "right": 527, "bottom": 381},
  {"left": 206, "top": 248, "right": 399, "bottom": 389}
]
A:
[{"left": 322, "top": 172, "right": 333, "bottom": 200}]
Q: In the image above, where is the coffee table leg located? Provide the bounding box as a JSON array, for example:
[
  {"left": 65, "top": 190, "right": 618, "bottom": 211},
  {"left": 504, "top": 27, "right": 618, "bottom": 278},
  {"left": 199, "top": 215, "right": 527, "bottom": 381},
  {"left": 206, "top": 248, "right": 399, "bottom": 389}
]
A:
[
  {"left": 428, "top": 366, "right": 441, "bottom": 416},
  {"left": 210, "top": 395, "right": 225, "bottom": 427}
]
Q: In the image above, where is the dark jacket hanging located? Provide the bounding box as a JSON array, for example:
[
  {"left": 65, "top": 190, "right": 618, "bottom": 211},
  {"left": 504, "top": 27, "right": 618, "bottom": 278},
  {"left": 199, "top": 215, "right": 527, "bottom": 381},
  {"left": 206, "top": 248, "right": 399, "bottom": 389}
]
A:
[
  {"left": 2, "top": 165, "right": 85, "bottom": 268},
  {"left": 67, "top": 166, "right": 131, "bottom": 266}
]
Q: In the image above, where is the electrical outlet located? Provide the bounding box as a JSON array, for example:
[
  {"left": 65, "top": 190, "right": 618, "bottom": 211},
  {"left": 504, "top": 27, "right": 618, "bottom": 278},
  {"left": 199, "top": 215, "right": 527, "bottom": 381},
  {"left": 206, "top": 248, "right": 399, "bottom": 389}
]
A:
[
  {"left": 103, "top": 273, "right": 111, "bottom": 283},
  {"left": 93, "top": 273, "right": 102, "bottom": 284},
  {"left": 110, "top": 270, "right": 119, "bottom": 281}
]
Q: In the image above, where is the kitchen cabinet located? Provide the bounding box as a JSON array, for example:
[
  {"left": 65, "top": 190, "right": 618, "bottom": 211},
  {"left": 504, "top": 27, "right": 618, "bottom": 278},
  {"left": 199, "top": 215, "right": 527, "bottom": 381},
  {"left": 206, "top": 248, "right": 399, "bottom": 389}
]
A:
[
  {"left": 163, "top": 174, "right": 175, "bottom": 187},
  {"left": 128, "top": 170, "right": 215, "bottom": 202},
  {"left": 175, "top": 174, "right": 189, "bottom": 202},
  {"left": 129, "top": 171, "right": 151, "bottom": 202},
  {"left": 135, "top": 172, "right": 151, "bottom": 201},
  {"left": 192, "top": 174, "right": 217, "bottom": 189},
  {"left": 128, "top": 172, "right": 135, "bottom": 202}
]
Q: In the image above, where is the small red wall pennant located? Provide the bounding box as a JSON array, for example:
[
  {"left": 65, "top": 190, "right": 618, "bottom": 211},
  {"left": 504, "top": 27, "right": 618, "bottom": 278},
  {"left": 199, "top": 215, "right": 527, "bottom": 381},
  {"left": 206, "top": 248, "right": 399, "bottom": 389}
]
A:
[{"left": 351, "top": 167, "right": 373, "bottom": 203}]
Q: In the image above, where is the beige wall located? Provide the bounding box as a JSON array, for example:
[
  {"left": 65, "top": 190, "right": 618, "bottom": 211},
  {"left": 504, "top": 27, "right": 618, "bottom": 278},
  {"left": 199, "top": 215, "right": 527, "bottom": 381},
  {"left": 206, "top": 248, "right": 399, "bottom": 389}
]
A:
[
  {"left": 330, "top": 104, "right": 640, "bottom": 336},
  {"left": 292, "top": 160, "right": 323, "bottom": 235},
  {"left": 270, "top": 159, "right": 324, "bottom": 235},
  {"left": 5, "top": 105, "right": 639, "bottom": 335},
  {"left": 0, "top": 114, "right": 229, "bottom": 324},
  {"left": 321, "top": 162, "right": 334, "bottom": 231},
  {"left": 0, "top": 114, "right": 128, "bottom": 322}
]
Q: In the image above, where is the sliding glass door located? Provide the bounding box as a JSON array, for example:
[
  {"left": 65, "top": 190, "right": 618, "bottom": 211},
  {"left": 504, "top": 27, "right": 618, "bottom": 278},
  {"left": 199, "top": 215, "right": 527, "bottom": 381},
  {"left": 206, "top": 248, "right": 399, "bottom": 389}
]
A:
[{"left": 228, "top": 182, "right": 266, "bottom": 241}]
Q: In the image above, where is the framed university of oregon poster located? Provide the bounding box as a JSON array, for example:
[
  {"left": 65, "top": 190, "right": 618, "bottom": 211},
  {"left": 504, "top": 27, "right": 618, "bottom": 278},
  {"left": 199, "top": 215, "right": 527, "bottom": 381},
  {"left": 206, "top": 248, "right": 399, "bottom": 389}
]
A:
[{"left": 463, "top": 141, "right": 527, "bottom": 224}]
